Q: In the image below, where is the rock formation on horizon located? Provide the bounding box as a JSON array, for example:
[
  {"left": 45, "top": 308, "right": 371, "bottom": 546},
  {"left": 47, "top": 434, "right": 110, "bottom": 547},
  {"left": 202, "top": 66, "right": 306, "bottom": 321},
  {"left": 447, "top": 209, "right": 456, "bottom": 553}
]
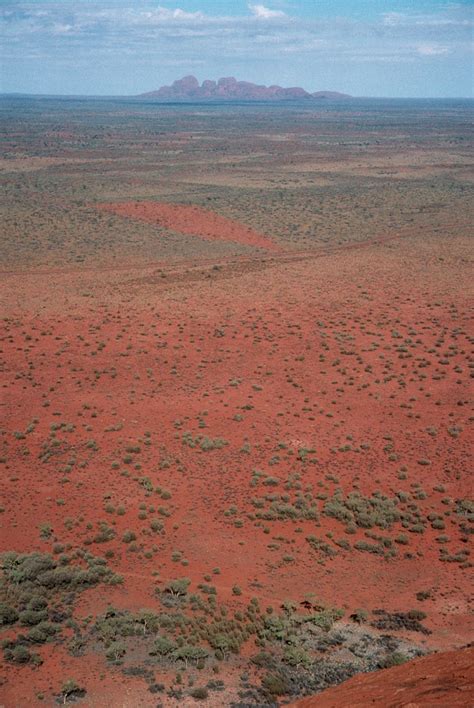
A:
[{"left": 139, "top": 75, "right": 350, "bottom": 101}]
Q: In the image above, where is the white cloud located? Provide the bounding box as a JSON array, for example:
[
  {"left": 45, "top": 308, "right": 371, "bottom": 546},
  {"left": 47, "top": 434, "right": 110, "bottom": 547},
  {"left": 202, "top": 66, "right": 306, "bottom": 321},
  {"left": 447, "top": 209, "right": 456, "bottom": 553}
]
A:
[
  {"left": 95, "top": 7, "right": 205, "bottom": 26},
  {"left": 170, "top": 9, "right": 203, "bottom": 21},
  {"left": 248, "top": 4, "right": 286, "bottom": 20},
  {"left": 51, "top": 23, "right": 74, "bottom": 35},
  {"left": 1, "top": 1, "right": 469, "bottom": 78},
  {"left": 417, "top": 43, "right": 450, "bottom": 56},
  {"left": 382, "top": 12, "right": 404, "bottom": 27},
  {"left": 382, "top": 9, "right": 473, "bottom": 29},
  {"left": 146, "top": 7, "right": 204, "bottom": 22}
]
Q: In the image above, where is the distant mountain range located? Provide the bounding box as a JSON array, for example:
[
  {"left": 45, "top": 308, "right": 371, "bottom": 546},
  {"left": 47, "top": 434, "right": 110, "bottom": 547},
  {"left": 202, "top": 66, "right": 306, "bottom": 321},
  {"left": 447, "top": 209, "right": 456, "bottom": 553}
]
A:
[{"left": 139, "top": 76, "right": 350, "bottom": 102}]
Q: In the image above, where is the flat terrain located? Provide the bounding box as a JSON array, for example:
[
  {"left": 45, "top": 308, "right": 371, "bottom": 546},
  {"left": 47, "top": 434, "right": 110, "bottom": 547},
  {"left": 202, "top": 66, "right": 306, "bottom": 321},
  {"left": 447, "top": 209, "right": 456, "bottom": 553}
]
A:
[{"left": 0, "top": 97, "right": 473, "bottom": 707}]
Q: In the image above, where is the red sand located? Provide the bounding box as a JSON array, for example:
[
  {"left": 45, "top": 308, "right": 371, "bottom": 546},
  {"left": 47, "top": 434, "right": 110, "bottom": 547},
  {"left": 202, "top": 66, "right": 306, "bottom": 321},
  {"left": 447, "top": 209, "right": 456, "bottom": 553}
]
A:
[
  {"left": 97, "top": 201, "right": 282, "bottom": 252},
  {"left": 291, "top": 646, "right": 474, "bottom": 707},
  {"left": 1, "top": 233, "right": 472, "bottom": 706}
]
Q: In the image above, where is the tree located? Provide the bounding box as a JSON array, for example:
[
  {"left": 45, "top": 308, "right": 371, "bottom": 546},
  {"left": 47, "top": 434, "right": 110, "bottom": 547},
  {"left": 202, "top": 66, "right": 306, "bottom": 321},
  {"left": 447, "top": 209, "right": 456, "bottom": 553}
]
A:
[
  {"left": 59, "top": 679, "right": 86, "bottom": 705},
  {"left": 136, "top": 610, "right": 160, "bottom": 635},
  {"left": 149, "top": 635, "right": 177, "bottom": 657},
  {"left": 172, "top": 645, "right": 208, "bottom": 668},
  {"left": 165, "top": 578, "right": 191, "bottom": 597}
]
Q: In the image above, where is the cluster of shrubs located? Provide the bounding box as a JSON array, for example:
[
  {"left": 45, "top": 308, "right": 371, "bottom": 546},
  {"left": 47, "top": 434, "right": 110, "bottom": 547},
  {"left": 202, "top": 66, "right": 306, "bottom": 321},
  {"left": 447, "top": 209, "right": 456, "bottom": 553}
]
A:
[
  {"left": 253, "top": 495, "right": 319, "bottom": 522},
  {"left": 0, "top": 551, "right": 122, "bottom": 665},
  {"left": 181, "top": 432, "right": 228, "bottom": 451},
  {"left": 323, "top": 491, "right": 401, "bottom": 530},
  {"left": 1, "top": 552, "right": 430, "bottom": 702},
  {"left": 87, "top": 579, "right": 350, "bottom": 678}
]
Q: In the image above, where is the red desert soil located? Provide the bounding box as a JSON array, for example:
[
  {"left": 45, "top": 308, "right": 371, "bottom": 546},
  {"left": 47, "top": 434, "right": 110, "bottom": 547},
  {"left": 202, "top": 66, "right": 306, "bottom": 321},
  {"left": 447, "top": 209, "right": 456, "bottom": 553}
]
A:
[
  {"left": 97, "top": 201, "right": 282, "bottom": 253},
  {"left": 291, "top": 646, "right": 474, "bottom": 707},
  {"left": 1, "top": 233, "right": 472, "bottom": 706}
]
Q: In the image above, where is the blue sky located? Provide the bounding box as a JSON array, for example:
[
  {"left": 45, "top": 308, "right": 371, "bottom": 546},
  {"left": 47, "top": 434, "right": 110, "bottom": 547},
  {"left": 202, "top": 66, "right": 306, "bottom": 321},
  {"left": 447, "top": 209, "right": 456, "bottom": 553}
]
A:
[{"left": 1, "top": 1, "right": 473, "bottom": 96}]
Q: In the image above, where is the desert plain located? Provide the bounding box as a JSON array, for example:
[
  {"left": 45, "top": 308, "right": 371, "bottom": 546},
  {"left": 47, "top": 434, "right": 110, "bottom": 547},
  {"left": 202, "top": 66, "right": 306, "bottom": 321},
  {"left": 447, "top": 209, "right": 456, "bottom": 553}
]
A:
[{"left": 0, "top": 96, "right": 473, "bottom": 706}]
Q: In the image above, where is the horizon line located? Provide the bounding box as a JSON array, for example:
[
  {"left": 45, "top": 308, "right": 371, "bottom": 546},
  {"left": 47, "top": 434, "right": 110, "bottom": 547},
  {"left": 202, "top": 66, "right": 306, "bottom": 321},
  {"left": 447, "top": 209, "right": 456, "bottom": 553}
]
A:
[{"left": 1, "top": 92, "right": 473, "bottom": 100}]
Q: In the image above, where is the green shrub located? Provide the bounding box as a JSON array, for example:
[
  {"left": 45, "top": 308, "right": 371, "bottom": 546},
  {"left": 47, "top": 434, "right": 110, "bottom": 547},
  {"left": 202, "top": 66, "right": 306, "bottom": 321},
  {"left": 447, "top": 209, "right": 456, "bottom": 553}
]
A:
[
  {"left": 165, "top": 578, "right": 191, "bottom": 597},
  {"left": 261, "top": 672, "right": 289, "bottom": 696},
  {"left": 106, "top": 641, "right": 126, "bottom": 661},
  {"left": 283, "top": 646, "right": 311, "bottom": 667},
  {"left": 122, "top": 530, "right": 137, "bottom": 543},
  {"left": 149, "top": 635, "right": 177, "bottom": 657},
  {"left": 408, "top": 609, "right": 427, "bottom": 621},
  {"left": 381, "top": 652, "right": 408, "bottom": 668},
  {"left": 19, "top": 609, "right": 48, "bottom": 626},
  {"left": 0, "top": 603, "right": 19, "bottom": 625},
  {"left": 189, "top": 687, "right": 209, "bottom": 700},
  {"left": 59, "top": 679, "right": 86, "bottom": 703}
]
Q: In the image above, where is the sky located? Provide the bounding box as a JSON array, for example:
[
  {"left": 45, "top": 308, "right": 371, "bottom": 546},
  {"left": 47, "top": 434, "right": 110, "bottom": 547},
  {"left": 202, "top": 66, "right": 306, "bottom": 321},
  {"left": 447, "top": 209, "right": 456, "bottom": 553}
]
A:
[{"left": 1, "top": 1, "right": 473, "bottom": 97}]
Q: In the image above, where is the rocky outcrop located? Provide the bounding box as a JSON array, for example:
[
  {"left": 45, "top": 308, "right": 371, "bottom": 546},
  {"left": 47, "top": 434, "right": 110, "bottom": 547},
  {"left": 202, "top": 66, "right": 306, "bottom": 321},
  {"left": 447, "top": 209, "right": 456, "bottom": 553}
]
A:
[
  {"left": 290, "top": 646, "right": 474, "bottom": 707},
  {"left": 139, "top": 76, "right": 350, "bottom": 101}
]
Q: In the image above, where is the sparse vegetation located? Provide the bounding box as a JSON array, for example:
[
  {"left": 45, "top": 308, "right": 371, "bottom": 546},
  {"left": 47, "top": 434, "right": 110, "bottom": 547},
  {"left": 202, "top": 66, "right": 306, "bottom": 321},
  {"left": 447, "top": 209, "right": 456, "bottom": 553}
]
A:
[{"left": 1, "top": 96, "right": 471, "bottom": 706}]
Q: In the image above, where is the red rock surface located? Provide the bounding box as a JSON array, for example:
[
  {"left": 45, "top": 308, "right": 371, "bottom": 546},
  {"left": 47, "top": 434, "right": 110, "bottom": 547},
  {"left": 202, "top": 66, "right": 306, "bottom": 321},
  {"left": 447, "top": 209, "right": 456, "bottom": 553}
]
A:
[
  {"left": 139, "top": 75, "right": 343, "bottom": 100},
  {"left": 291, "top": 647, "right": 474, "bottom": 707}
]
